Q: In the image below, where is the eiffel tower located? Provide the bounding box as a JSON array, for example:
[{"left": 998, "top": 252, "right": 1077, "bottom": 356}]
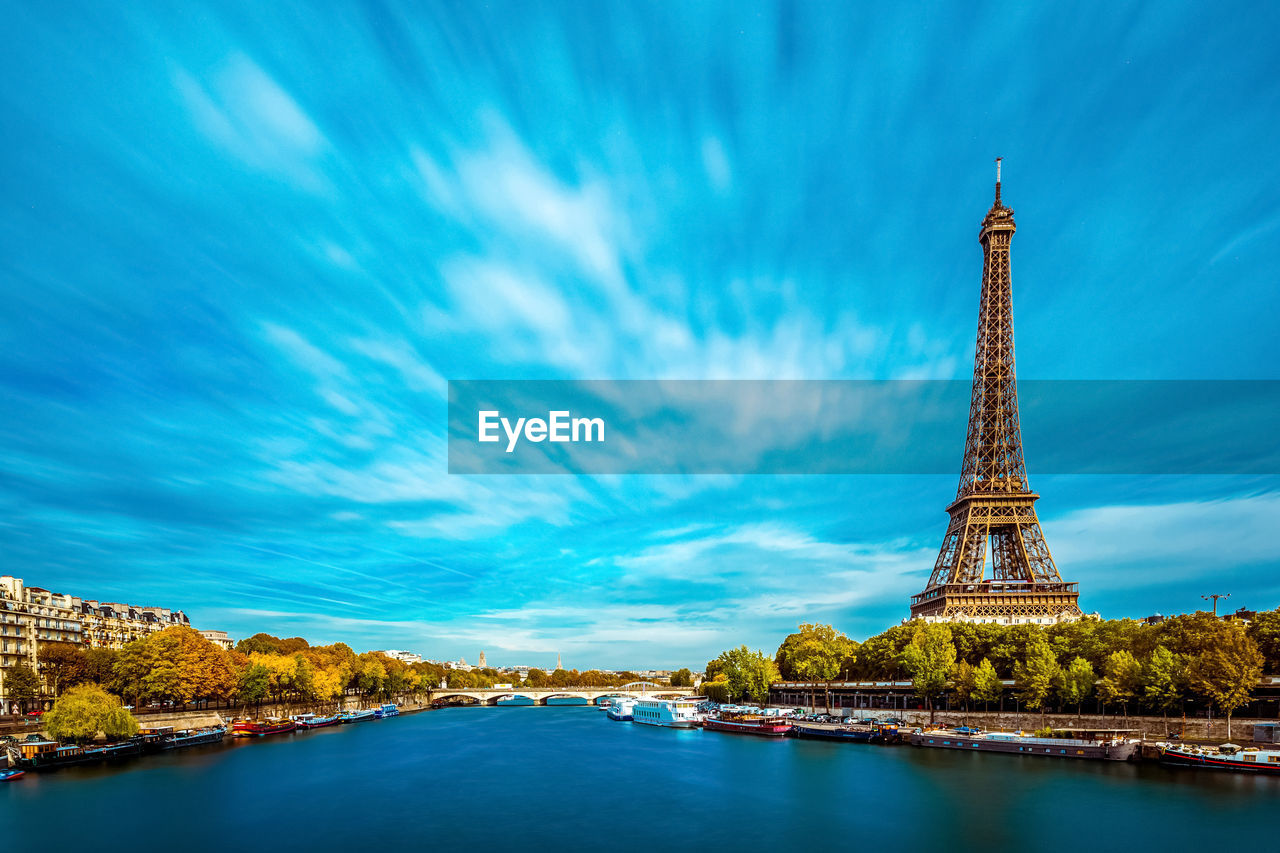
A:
[{"left": 910, "top": 160, "right": 1083, "bottom": 624}]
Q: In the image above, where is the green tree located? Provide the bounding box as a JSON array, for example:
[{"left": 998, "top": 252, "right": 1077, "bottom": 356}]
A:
[
  {"left": 1057, "top": 656, "right": 1096, "bottom": 722},
  {"left": 783, "top": 623, "right": 857, "bottom": 711},
  {"left": 1014, "top": 634, "right": 1062, "bottom": 727},
  {"left": 236, "top": 663, "right": 271, "bottom": 706},
  {"left": 1141, "top": 645, "right": 1183, "bottom": 735},
  {"left": 1246, "top": 608, "right": 1280, "bottom": 674},
  {"left": 900, "top": 623, "right": 956, "bottom": 723},
  {"left": 1185, "top": 625, "right": 1264, "bottom": 741},
  {"left": 43, "top": 684, "right": 139, "bottom": 744},
  {"left": 951, "top": 660, "right": 976, "bottom": 719},
  {"left": 4, "top": 663, "right": 42, "bottom": 712},
  {"left": 670, "top": 668, "right": 694, "bottom": 687},
  {"left": 971, "top": 658, "right": 1003, "bottom": 711},
  {"left": 82, "top": 648, "right": 119, "bottom": 686},
  {"left": 1096, "top": 650, "right": 1141, "bottom": 719},
  {"left": 525, "top": 668, "right": 549, "bottom": 687},
  {"left": 713, "top": 646, "right": 779, "bottom": 704}
]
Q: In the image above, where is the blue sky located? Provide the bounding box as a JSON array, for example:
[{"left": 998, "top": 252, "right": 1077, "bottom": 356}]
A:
[{"left": 2, "top": 1, "right": 1278, "bottom": 668}]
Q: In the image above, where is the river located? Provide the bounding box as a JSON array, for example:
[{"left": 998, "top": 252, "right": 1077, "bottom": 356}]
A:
[{"left": 3, "top": 707, "right": 1275, "bottom": 851}]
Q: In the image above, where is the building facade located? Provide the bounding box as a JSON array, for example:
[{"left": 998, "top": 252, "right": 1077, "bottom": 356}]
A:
[{"left": 1, "top": 575, "right": 217, "bottom": 712}]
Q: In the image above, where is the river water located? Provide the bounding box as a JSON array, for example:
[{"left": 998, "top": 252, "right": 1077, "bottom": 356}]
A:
[{"left": 3, "top": 707, "right": 1275, "bottom": 851}]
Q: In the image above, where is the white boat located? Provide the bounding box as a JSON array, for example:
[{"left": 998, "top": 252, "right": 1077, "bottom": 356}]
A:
[
  {"left": 631, "top": 698, "right": 702, "bottom": 728},
  {"left": 606, "top": 698, "right": 636, "bottom": 721}
]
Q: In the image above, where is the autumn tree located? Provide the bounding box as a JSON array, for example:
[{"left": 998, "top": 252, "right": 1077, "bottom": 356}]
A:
[{"left": 37, "top": 642, "right": 87, "bottom": 695}]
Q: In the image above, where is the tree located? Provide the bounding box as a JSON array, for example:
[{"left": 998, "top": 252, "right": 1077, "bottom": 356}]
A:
[
  {"left": 783, "top": 623, "right": 857, "bottom": 711},
  {"left": 236, "top": 663, "right": 270, "bottom": 706},
  {"left": 1141, "top": 645, "right": 1183, "bottom": 735},
  {"left": 951, "top": 660, "right": 976, "bottom": 718},
  {"left": 900, "top": 623, "right": 956, "bottom": 723},
  {"left": 1096, "top": 650, "right": 1141, "bottom": 719},
  {"left": 43, "top": 685, "right": 139, "bottom": 744},
  {"left": 972, "top": 658, "right": 1003, "bottom": 711},
  {"left": 82, "top": 648, "right": 119, "bottom": 686},
  {"left": 713, "top": 646, "right": 779, "bottom": 704},
  {"left": 5, "top": 663, "right": 41, "bottom": 712},
  {"left": 1246, "top": 608, "right": 1280, "bottom": 674},
  {"left": 1185, "top": 625, "right": 1264, "bottom": 741},
  {"left": 525, "top": 668, "right": 549, "bottom": 687},
  {"left": 670, "top": 668, "right": 694, "bottom": 687},
  {"left": 37, "top": 642, "right": 87, "bottom": 695},
  {"left": 1057, "top": 657, "right": 1096, "bottom": 722},
  {"left": 1014, "top": 634, "right": 1061, "bottom": 727}
]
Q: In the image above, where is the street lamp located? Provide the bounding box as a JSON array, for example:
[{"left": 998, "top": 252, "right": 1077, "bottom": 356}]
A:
[{"left": 1201, "top": 593, "right": 1231, "bottom": 617}]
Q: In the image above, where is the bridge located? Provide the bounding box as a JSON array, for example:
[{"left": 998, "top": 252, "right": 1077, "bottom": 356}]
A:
[{"left": 428, "top": 682, "right": 696, "bottom": 707}]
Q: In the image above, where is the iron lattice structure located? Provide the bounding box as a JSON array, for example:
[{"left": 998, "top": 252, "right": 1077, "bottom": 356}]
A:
[{"left": 910, "top": 163, "right": 1082, "bottom": 622}]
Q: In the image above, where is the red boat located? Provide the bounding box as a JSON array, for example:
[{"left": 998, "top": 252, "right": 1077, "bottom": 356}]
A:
[
  {"left": 1, "top": 768, "right": 25, "bottom": 782},
  {"left": 231, "top": 718, "right": 298, "bottom": 737},
  {"left": 703, "top": 712, "right": 794, "bottom": 737}
]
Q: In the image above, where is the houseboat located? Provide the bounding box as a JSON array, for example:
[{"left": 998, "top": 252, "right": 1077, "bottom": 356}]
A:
[
  {"left": 162, "top": 725, "right": 228, "bottom": 748},
  {"left": 377, "top": 703, "right": 400, "bottom": 717},
  {"left": 908, "top": 727, "right": 1140, "bottom": 761},
  {"left": 703, "top": 709, "right": 794, "bottom": 737},
  {"left": 338, "top": 708, "right": 378, "bottom": 723},
  {"left": 1156, "top": 741, "right": 1280, "bottom": 774},
  {"left": 606, "top": 698, "right": 636, "bottom": 721},
  {"left": 231, "top": 718, "right": 298, "bottom": 737},
  {"left": 632, "top": 698, "right": 702, "bottom": 728},
  {"left": 6, "top": 736, "right": 142, "bottom": 770},
  {"left": 291, "top": 713, "right": 341, "bottom": 729},
  {"left": 793, "top": 720, "right": 878, "bottom": 743}
]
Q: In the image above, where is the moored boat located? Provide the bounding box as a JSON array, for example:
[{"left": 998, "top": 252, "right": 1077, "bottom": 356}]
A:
[
  {"left": 704, "top": 710, "right": 794, "bottom": 737},
  {"left": 793, "top": 720, "right": 877, "bottom": 742},
  {"left": 231, "top": 718, "right": 298, "bottom": 737},
  {"left": 632, "top": 698, "right": 702, "bottom": 728},
  {"left": 292, "top": 713, "right": 341, "bottom": 729},
  {"left": 6, "top": 736, "right": 142, "bottom": 770},
  {"left": 378, "top": 703, "right": 400, "bottom": 717},
  {"left": 606, "top": 698, "right": 636, "bottom": 721},
  {"left": 908, "top": 727, "right": 1139, "bottom": 761},
  {"left": 1156, "top": 742, "right": 1280, "bottom": 774},
  {"left": 338, "top": 708, "right": 377, "bottom": 724},
  {"left": 164, "top": 725, "right": 227, "bottom": 748},
  {"left": 1, "top": 768, "right": 25, "bottom": 781}
]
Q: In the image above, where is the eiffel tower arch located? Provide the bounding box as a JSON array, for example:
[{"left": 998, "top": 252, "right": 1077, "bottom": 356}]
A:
[{"left": 910, "top": 161, "right": 1084, "bottom": 625}]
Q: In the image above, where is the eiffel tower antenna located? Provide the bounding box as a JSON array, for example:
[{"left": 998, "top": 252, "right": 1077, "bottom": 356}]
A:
[{"left": 910, "top": 162, "right": 1083, "bottom": 624}]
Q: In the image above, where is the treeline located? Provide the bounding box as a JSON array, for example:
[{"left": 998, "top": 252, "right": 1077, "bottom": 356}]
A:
[
  {"left": 701, "top": 609, "right": 1280, "bottom": 739},
  {"left": 5, "top": 628, "right": 688, "bottom": 712}
]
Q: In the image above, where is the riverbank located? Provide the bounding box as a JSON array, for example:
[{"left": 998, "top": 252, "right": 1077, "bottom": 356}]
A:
[{"left": 780, "top": 706, "right": 1276, "bottom": 744}]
